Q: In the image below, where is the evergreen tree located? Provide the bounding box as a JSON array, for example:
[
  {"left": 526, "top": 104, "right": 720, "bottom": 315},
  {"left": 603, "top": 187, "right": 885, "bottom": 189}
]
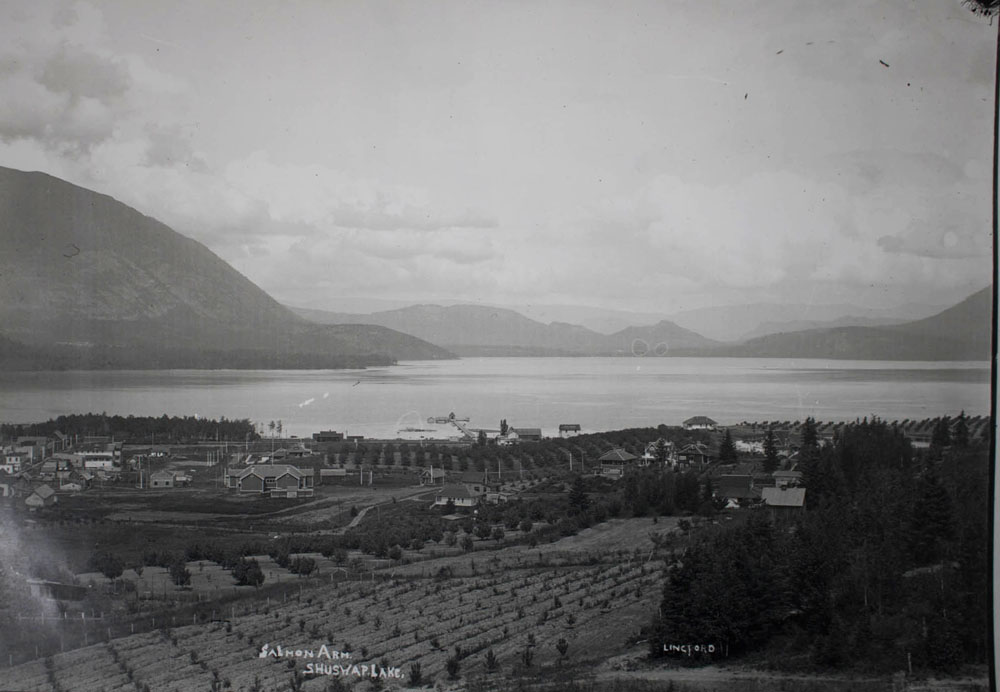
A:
[
  {"left": 801, "top": 416, "right": 819, "bottom": 450},
  {"left": 568, "top": 475, "right": 589, "bottom": 513},
  {"left": 930, "top": 416, "right": 952, "bottom": 449},
  {"left": 701, "top": 475, "right": 715, "bottom": 505},
  {"left": 762, "top": 428, "right": 779, "bottom": 473},
  {"left": 908, "top": 470, "right": 955, "bottom": 566},
  {"left": 674, "top": 471, "right": 702, "bottom": 513},
  {"left": 952, "top": 410, "right": 970, "bottom": 448},
  {"left": 653, "top": 438, "right": 670, "bottom": 465},
  {"left": 233, "top": 558, "right": 265, "bottom": 587},
  {"left": 169, "top": 559, "right": 191, "bottom": 587},
  {"left": 718, "top": 429, "right": 738, "bottom": 464}
]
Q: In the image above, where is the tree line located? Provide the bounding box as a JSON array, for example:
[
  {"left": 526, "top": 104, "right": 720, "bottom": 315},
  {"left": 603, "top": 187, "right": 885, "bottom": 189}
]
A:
[
  {"left": 1, "top": 413, "right": 259, "bottom": 443},
  {"left": 650, "top": 417, "right": 990, "bottom": 673}
]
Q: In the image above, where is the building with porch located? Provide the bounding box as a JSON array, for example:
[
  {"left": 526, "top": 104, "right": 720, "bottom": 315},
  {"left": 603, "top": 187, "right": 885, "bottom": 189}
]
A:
[{"left": 598, "top": 448, "right": 639, "bottom": 478}]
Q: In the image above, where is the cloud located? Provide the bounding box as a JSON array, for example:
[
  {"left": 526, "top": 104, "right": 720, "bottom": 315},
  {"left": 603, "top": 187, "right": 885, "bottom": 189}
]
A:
[
  {"left": 878, "top": 222, "right": 992, "bottom": 260},
  {"left": 0, "top": 3, "right": 181, "bottom": 155},
  {"left": 224, "top": 151, "right": 497, "bottom": 232}
]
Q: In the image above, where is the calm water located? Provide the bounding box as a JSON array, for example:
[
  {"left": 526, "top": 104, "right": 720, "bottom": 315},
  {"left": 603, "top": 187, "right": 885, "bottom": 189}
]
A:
[{"left": 0, "top": 358, "right": 990, "bottom": 438}]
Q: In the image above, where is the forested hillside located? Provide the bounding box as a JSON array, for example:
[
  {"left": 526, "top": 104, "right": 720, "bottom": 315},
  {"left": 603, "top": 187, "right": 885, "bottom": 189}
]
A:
[{"left": 650, "top": 418, "right": 990, "bottom": 672}]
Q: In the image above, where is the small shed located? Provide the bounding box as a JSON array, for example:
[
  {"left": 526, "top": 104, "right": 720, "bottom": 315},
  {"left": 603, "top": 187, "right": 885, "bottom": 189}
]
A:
[
  {"left": 419, "top": 467, "right": 448, "bottom": 486},
  {"left": 25, "top": 484, "right": 57, "bottom": 508}
]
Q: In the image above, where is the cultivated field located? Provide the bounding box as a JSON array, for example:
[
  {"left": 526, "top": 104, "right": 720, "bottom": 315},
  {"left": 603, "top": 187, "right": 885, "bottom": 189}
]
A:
[{"left": 0, "top": 548, "right": 662, "bottom": 691}]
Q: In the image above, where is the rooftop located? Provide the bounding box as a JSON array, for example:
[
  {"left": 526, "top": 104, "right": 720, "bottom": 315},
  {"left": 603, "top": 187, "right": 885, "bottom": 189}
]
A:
[
  {"left": 598, "top": 448, "right": 638, "bottom": 463},
  {"left": 761, "top": 486, "right": 806, "bottom": 508}
]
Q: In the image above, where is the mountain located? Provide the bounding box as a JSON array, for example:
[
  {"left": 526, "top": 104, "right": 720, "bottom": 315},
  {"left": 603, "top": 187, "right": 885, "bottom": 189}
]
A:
[
  {"left": 504, "top": 304, "right": 676, "bottom": 335},
  {"left": 739, "top": 315, "right": 910, "bottom": 341},
  {"left": 712, "top": 288, "right": 992, "bottom": 361},
  {"left": 668, "top": 301, "right": 948, "bottom": 342},
  {"left": 0, "top": 167, "right": 453, "bottom": 369},
  {"left": 292, "top": 304, "right": 719, "bottom": 356}
]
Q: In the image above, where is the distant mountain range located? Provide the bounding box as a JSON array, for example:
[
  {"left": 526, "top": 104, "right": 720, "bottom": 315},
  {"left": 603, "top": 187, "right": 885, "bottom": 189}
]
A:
[
  {"left": 0, "top": 167, "right": 453, "bottom": 369},
  {"left": 665, "top": 301, "right": 949, "bottom": 342},
  {"left": 295, "top": 287, "right": 992, "bottom": 361},
  {"left": 292, "top": 305, "right": 719, "bottom": 356},
  {"left": 1, "top": 166, "right": 988, "bottom": 370}
]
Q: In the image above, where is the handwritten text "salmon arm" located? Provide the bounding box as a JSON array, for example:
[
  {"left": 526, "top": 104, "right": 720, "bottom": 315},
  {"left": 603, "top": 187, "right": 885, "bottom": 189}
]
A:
[{"left": 258, "top": 644, "right": 351, "bottom": 660}]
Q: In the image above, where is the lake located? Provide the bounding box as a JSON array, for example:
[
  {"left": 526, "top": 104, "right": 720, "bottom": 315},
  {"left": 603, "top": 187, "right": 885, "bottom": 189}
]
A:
[{"left": 0, "top": 357, "right": 990, "bottom": 439}]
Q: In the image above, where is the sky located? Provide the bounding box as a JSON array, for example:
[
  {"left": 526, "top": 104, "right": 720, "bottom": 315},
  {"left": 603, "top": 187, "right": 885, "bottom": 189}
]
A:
[{"left": 0, "top": 0, "right": 995, "bottom": 315}]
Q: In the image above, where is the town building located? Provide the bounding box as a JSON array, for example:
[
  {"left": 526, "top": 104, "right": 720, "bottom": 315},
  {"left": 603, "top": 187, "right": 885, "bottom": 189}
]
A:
[
  {"left": 714, "top": 474, "right": 761, "bottom": 509},
  {"left": 226, "top": 464, "right": 314, "bottom": 498},
  {"left": 1, "top": 450, "right": 25, "bottom": 474},
  {"left": 433, "top": 484, "right": 482, "bottom": 508},
  {"left": 312, "top": 430, "right": 344, "bottom": 443},
  {"left": 419, "top": 467, "right": 448, "bottom": 486},
  {"left": 150, "top": 470, "right": 176, "bottom": 488},
  {"left": 676, "top": 442, "right": 714, "bottom": 467},
  {"left": 512, "top": 427, "right": 542, "bottom": 442},
  {"left": 772, "top": 469, "right": 803, "bottom": 488},
  {"left": 26, "top": 579, "right": 87, "bottom": 601},
  {"left": 598, "top": 448, "right": 639, "bottom": 478},
  {"left": 25, "top": 484, "right": 57, "bottom": 509},
  {"left": 558, "top": 424, "right": 581, "bottom": 438},
  {"left": 761, "top": 486, "right": 806, "bottom": 520},
  {"left": 682, "top": 416, "right": 718, "bottom": 431},
  {"left": 640, "top": 439, "right": 677, "bottom": 467}
]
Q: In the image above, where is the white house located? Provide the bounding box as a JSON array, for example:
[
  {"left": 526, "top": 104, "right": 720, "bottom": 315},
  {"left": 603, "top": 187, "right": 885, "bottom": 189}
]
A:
[
  {"left": 640, "top": 439, "right": 677, "bottom": 467},
  {"left": 682, "top": 416, "right": 718, "bottom": 431},
  {"left": 0, "top": 451, "right": 25, "bottom": 474},
  {"left": 734, "top": 439, "right": 764, "bottom": 454},
  {"left": 150, "top": 470, "right": 176, "bottom": 488},
  {"left": 434, "top": 484, "right": 482, "bottom": 508},
  {"left": 81, "top": 452, "right": 116, "bottom": 471}
]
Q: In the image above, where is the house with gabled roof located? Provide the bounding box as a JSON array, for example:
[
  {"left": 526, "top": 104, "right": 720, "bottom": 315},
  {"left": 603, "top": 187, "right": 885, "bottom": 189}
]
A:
[
  {"left": 772, "top": 469, "right": 803, "bottom": 488},
  {"left": 683, "top": 416, "right": 718, "bottom": 431},
  {"left": 641, "top": 439, "right": 677, "bottom": 467},
  {"left": 677, "top": 442, "right": 714, "bottom": 467},
  {"left": 598, "top": 448, "right": 639, "bottom": 478},
  {"left": 1, "top": 450, "right": 25, "bottom": 474},
  {"left": 558, "top": 424, "right": 581, "bottom": 438},
  {"left": 433, "top": 484, "right": 482, "bottom": 508},
  {"left": 226, "top": 464, "right": 314, "bottom": 498},
  {"left": 150, "top": 470, "right": 176, "bottom": 488},
  {"left": 25, "top": 484, "right": 57, "bottom": 509},
  {"left": 762, "top": 486, "right": 806, "bottom": 521},
  {"left": 714, "top": 474, "right": 761, "bottom": 508},
  {"left": 513, "top": 427, "right": 542, "bottom": 442},
  {"left": 419, "top": 467, "right": 448, "bottom": 486}
]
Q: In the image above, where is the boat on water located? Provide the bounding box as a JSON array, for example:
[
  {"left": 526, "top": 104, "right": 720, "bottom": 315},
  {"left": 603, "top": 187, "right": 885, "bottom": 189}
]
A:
[{"left": 426, "top": 414, "right": 471, "bottom": 424}]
